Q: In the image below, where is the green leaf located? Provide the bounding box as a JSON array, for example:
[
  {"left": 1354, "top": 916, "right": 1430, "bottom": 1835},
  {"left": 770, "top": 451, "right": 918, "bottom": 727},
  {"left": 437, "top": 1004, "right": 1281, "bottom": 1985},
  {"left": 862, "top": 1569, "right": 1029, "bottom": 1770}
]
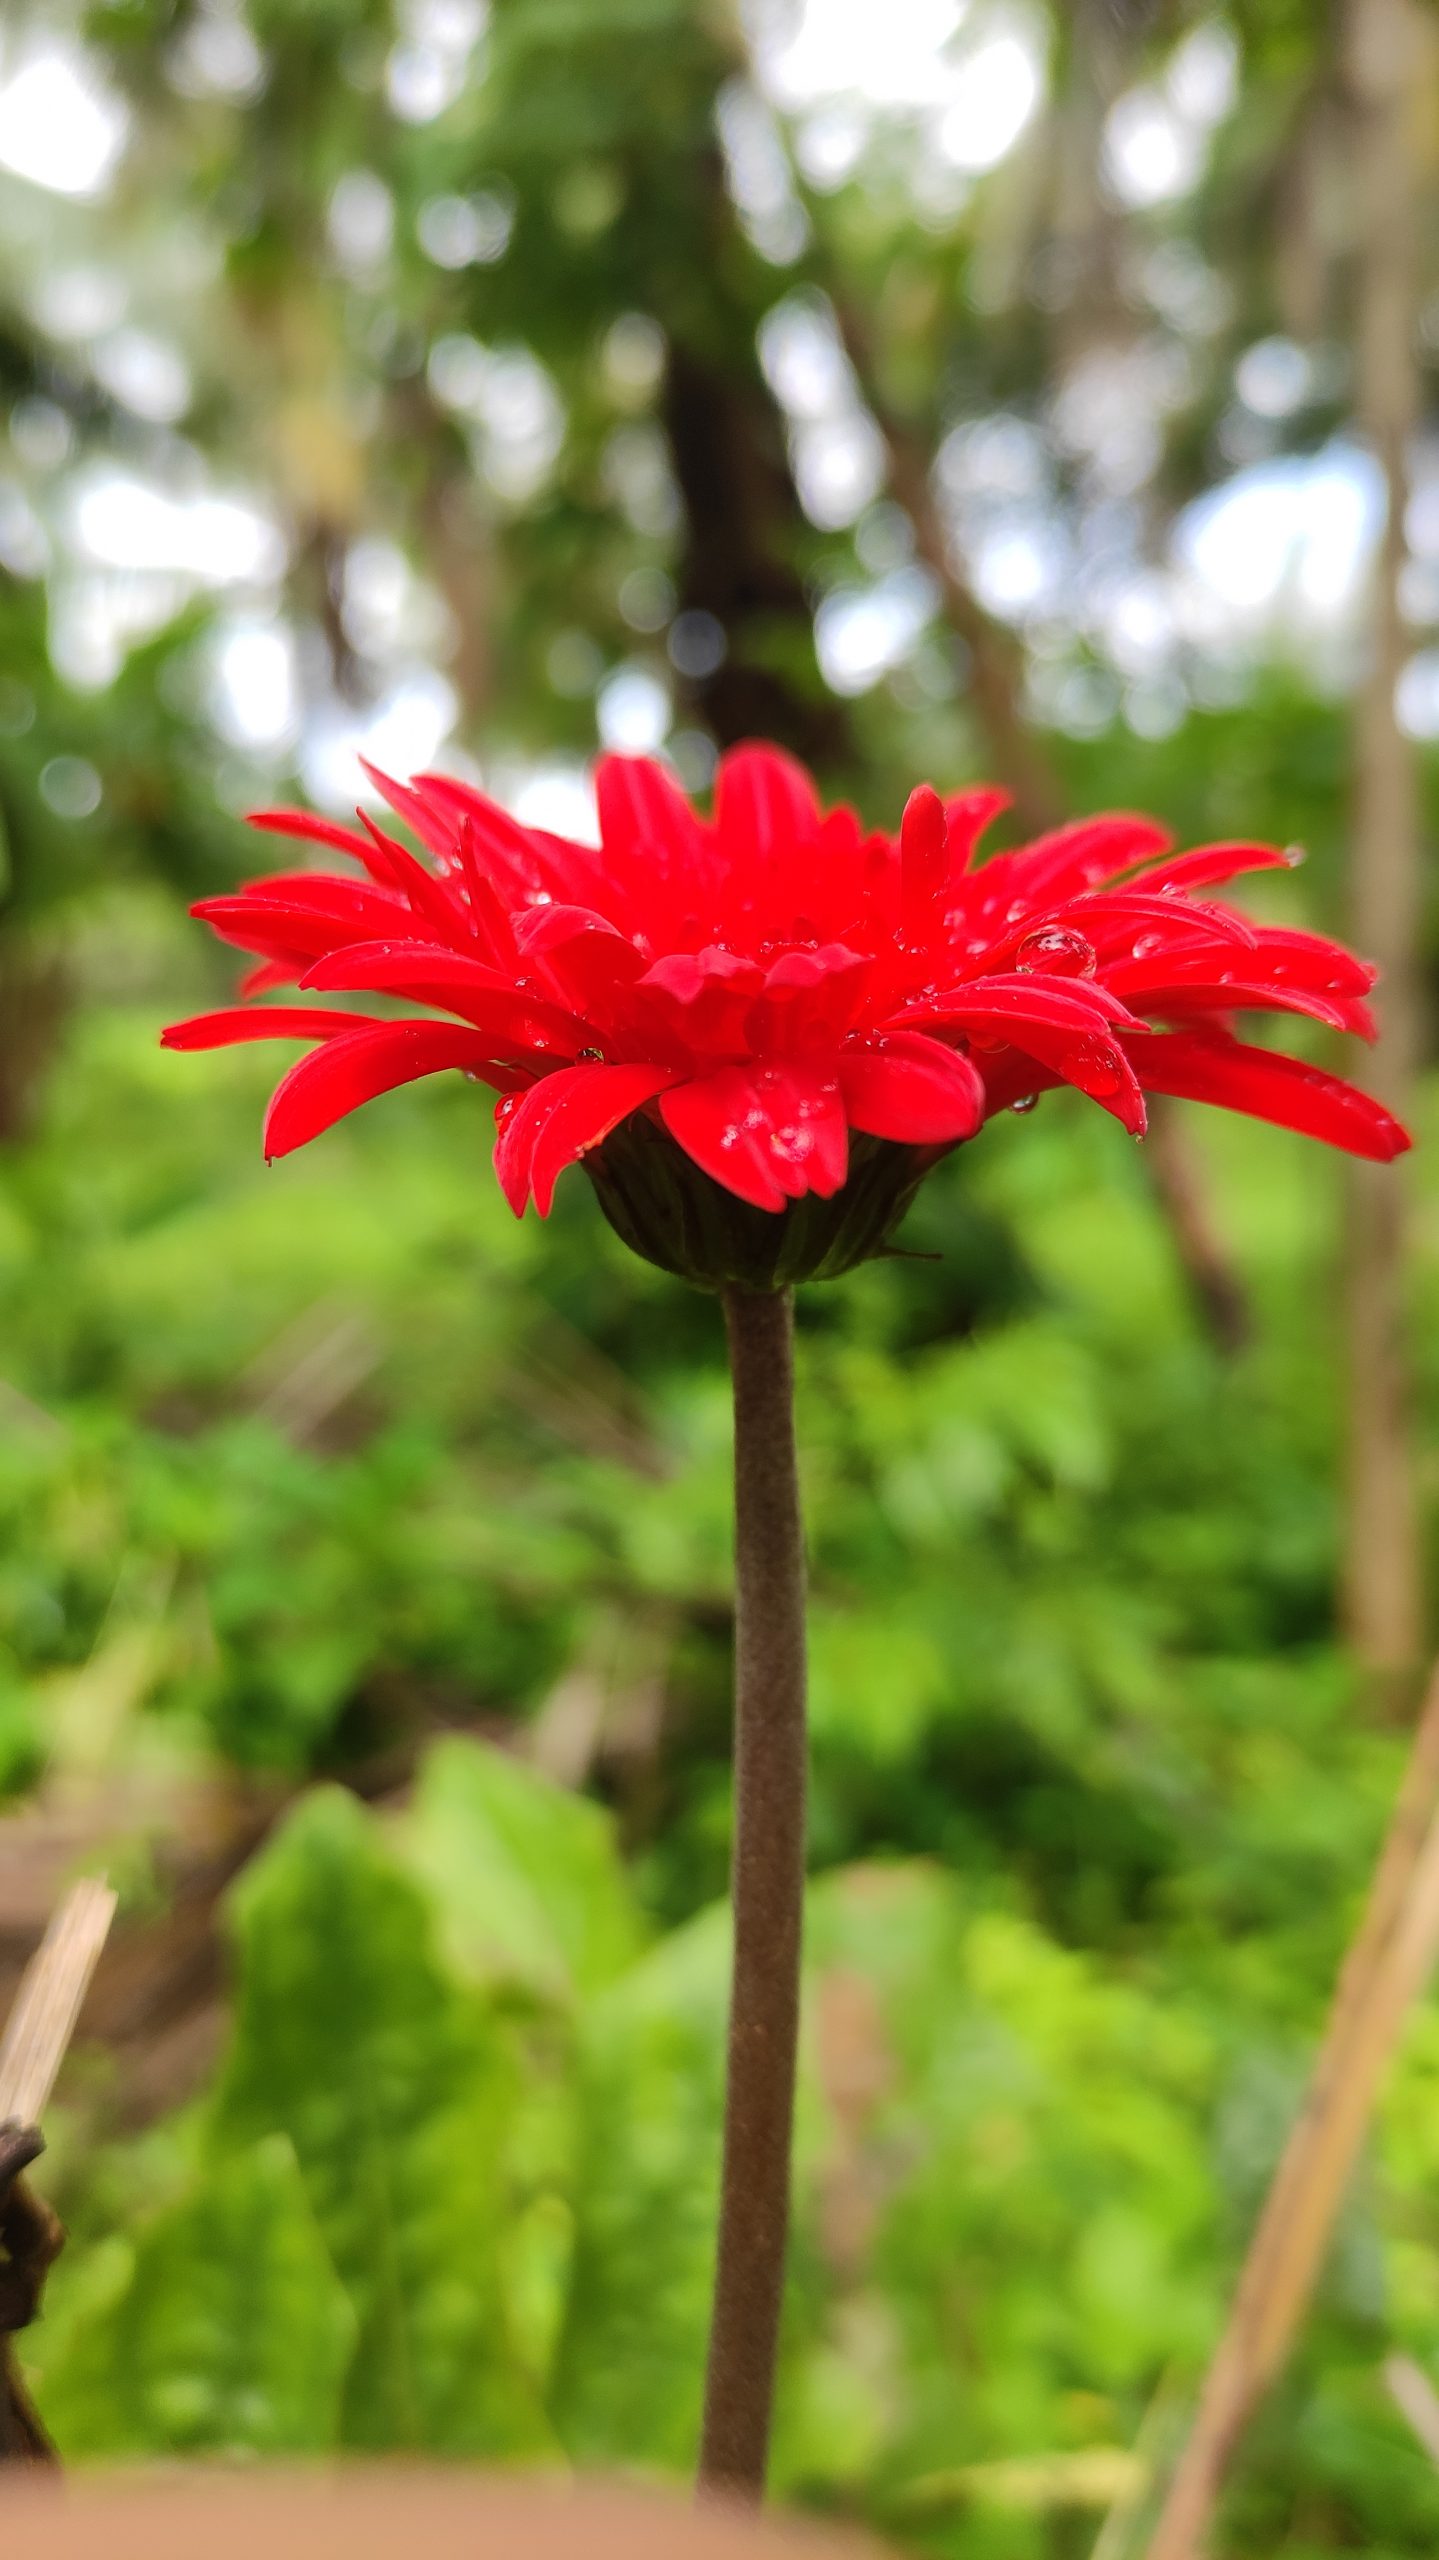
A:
[
  {"left": 31, "top": 2140, "right": 352, "bottom": 2458},
  {"left": 548, "top": 1903, "right": 729, "bottom": 2468},
  {"left": 398, "top": 1733, "right": 644, "bottom": 2001},
  {"left": 209, "top": 1785, "right": 551, "bottom": 2456}
]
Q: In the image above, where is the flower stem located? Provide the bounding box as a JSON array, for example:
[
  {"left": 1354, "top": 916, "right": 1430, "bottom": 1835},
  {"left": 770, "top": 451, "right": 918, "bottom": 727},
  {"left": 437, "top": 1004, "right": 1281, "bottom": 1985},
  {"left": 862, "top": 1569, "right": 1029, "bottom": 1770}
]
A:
[{"left": 698, "top": 1285, "right": 808, "bottom": 2504}]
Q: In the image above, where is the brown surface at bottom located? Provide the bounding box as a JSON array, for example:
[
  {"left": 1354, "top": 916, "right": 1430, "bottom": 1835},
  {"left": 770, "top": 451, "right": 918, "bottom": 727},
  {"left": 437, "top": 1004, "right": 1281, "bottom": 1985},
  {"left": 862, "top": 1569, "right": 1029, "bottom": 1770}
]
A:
[{"left": 0, "top": 2470, "right": 884, "bottom": 2558}]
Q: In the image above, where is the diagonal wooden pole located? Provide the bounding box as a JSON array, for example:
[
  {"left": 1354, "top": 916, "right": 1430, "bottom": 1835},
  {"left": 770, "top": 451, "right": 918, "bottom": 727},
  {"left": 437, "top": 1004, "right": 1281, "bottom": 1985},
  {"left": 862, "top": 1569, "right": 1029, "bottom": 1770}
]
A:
[
  {"left": 1145, "top": 1657, "right": 1439, "bottom": 2559},
  {"left": 0, "top": 1876, "right": 116, "bottom": 2468}
]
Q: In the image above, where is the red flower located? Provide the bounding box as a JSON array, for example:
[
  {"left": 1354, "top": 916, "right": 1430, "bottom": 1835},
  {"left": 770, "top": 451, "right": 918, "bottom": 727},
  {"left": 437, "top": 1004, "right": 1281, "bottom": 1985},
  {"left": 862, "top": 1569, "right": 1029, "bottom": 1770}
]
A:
[{"left": 164, "top": 746, "right": 1407, "bottom": 1274}]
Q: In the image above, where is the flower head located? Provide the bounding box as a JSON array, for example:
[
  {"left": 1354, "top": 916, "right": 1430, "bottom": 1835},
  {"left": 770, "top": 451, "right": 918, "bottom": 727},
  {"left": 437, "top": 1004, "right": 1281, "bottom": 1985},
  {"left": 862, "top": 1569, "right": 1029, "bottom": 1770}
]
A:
[{"left": 164, "top": 745, "right": 1408, "bottom": 1286}]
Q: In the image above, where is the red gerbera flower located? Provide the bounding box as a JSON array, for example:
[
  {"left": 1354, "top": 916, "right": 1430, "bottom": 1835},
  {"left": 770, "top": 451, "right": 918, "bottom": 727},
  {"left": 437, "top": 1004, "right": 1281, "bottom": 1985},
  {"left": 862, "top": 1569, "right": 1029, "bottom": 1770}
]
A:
[{"left": 163, "top": 744, "right": 1407, "bottom": 1286}]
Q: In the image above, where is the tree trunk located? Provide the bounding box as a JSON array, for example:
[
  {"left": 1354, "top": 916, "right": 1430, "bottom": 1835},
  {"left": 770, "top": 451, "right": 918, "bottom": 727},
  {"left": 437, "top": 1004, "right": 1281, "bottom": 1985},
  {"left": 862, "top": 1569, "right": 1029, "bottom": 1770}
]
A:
[{"left": 1342, "top": 0, "right": 1425, "bottom": 1686}]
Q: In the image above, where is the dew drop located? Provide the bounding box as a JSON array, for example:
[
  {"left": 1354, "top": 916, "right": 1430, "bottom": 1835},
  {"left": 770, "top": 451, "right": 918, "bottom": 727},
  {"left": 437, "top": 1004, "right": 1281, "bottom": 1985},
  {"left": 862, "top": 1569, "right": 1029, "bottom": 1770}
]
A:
[
  {"left": 494, "top": 1093, "right": 521, "bottom": 1128},
  {"left": 1010, "top": 1093, "right": 1038, "bottom": 1114},
  {"left": 1015, "top": 924, "right": 1096, "bottom": 979},
  {"left": 577, "top": 1045, "right": 605, "bottom": 1062},
  {"left": 1132, "top": 931, "right": 1163, "bottom": 959}
]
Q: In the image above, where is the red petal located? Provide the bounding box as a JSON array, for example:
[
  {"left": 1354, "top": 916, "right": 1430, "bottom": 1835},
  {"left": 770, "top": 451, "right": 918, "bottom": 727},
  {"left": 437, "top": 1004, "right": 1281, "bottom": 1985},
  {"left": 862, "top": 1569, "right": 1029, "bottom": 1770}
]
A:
[
  {"left": 1126, "top": 842, "right": 1300, "bottom": 896},
  {"left": 247, "top": 809, "right": 378, "bottom": 866},
  {"left": 1128, "top": 980, "right": 1373, "bottom": 1039},
  {"left": 302, "top": 939, "right": 506, "bottom": 997},
  {"left": 193, "top": 885, "right": 406, "bottom": 961},
  {"left": 1004, "top": 815, "right": 1172, "bottom": 904},
  {"left": 1245, "top": 926, "right": 1376, "bottom": 998},
  {"left": 242, "top": 870, "right": 410, "bottom": 916},
  {"left": 301, "top": 941, "right": 584, "bottom": 1050},
  {"left": 943, "top": 788, "right": 1010, "bottom": 872},
  {"left": 747, "top": 943, "right": 870, "bottom": 1055},
  {"left": 636, "top": 947, "right": 765, "bottom": 1058},
  {"left": 661, "top": 1063, "right": 847, "bottom": 1210},
  {"left": 714, "top": 744, "right": 820, "bottom": 861},
  {"left": 596, "top": 756, "right": 706, "bottom": 880},
  {"left": 357, "top": 814, "right": 472, "bottom": 944},
  {"left": 358, "top": 760, "right": 459, "bottom": 862},
  {"left": 972, "top": 1020, "right": 1147, "bottom": 1134},
  {"left": 840, "top": 1032, "right": 984, "bottom": 1143},
  {"left": 239, "top": 959, "right": 300, "bottom": 996},
  {"left": 1124, "top": 1031, "right": 1410, "bottom": 1161},
  {"left": 494, "top": 1061, "right": 680, "bottom": 1216},
  {"left": 414, "top": 772, "right": 601, "bottom": 904},
  {"left": 161, "top": 1007, "right": 380, "bottom": 1051},
  {"left": 901, "top": 975, "right": 1147, "bottom": 1036},
  {"left": 900, "top": 785, "right": 947, "bottom": 919},
  {"left": 262, "top": 1022, "right": 505, "bottom": 1158}
]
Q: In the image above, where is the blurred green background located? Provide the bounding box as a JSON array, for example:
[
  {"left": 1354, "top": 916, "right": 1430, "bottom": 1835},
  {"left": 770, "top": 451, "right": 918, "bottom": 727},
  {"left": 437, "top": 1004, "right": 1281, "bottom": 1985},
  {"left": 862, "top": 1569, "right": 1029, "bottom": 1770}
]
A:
[{"left": 1, "top": 0, "right": 1438, "bottom": 2551}]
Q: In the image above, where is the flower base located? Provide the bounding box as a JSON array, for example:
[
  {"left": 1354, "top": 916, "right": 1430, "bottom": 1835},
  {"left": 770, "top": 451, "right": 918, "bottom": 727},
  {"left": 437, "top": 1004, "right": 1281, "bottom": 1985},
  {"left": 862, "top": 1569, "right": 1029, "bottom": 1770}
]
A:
[{"left": 585, "top": 1114, "right": 944, "bottom": 1292}]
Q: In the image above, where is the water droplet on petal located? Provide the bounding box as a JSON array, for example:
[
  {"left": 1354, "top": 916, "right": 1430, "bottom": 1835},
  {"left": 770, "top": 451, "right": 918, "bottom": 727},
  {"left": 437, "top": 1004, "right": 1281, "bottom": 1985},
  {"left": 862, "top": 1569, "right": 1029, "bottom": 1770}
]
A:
[
  {"left": 1010, "top": 1093, "right": 1038, "bottom": 1114},
  {"left": 1015, "top": 924, "right": 1096, "bottom": 979},
  {"left": 494, "top": 1093, "right": 521, "bottom": 1128},
  {"left": 577, "top": 1045, "right": 605, "bottom": 1063}
]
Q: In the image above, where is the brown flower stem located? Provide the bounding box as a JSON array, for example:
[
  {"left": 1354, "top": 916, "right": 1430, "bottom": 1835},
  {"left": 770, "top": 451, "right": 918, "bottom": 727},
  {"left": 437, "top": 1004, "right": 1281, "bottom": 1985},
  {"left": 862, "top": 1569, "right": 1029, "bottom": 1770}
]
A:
[{"left": 699, "top": 1286, "right": 808, "bottom": 2504}]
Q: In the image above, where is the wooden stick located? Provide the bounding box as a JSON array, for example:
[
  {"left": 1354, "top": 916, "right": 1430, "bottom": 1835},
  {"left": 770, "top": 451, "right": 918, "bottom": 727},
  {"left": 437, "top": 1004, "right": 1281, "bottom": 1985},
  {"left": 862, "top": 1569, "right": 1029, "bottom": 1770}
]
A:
[
  {"left": 1145, "top": 1657, "right": 1439, "bottom": 2559},
  {"left": 0, "top": 1876, "right": 116, "bottom": 2469},
  {"left": 0, "top": 1876, "right": 117, "bottom": 2129},
  {"left": 1384, "top": 2354, "right": 1439, "bottom": 2473}
]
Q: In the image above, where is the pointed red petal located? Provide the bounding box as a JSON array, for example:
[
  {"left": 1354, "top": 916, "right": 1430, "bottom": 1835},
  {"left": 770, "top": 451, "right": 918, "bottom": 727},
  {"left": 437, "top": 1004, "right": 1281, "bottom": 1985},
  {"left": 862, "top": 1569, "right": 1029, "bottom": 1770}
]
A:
[
  {"left": 262, "top": 1022, "right": 503, "bottom": 1158},
  {"left": 1005, "top": 814, "right": 1173, "bottom": 903},
  {"left": 840, "top": 1032, "right": 985, "bottom": 1143},
  {"left": 358, "top": 760, "right": 460, "bottom": 861},
  {"left": 357, "top": 813, "right": 472, "bottom": 943},
  {"left": 239, "top": 959, "right": 301, "bottom": 996},
  {"left": 1128, "top": 980, "right": 1373, "bottom": 1038},
  {"left": 943, "top": 787, "right": 1010, "bottom": 872},
  {"left": 901, "top": 976, "right": 1147, "bottom": 1036},
  {"left": 247, "top": 809, "right": 379, "bottom": 866},
  {"left": 1125, "top": 841, "right": 1300, "bottom": 896},
  {"left": 301, "top": 941, "right": 584, "bottom": 1049},
  {"left": 494, "top": 1061, "right": 680, "bottom": 1216},
  {"left": 596, "top": 756, "right": 706, "bottom": 876},
  {"left": 714, "top": 744, "right": 820, "bottom": 861},
  {"left": 1124, "top": 1031, "right": 1410, "bottom": 1160},
  {"left": 161, "top": 1007, "right": 381, "bottom": 1051}
]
